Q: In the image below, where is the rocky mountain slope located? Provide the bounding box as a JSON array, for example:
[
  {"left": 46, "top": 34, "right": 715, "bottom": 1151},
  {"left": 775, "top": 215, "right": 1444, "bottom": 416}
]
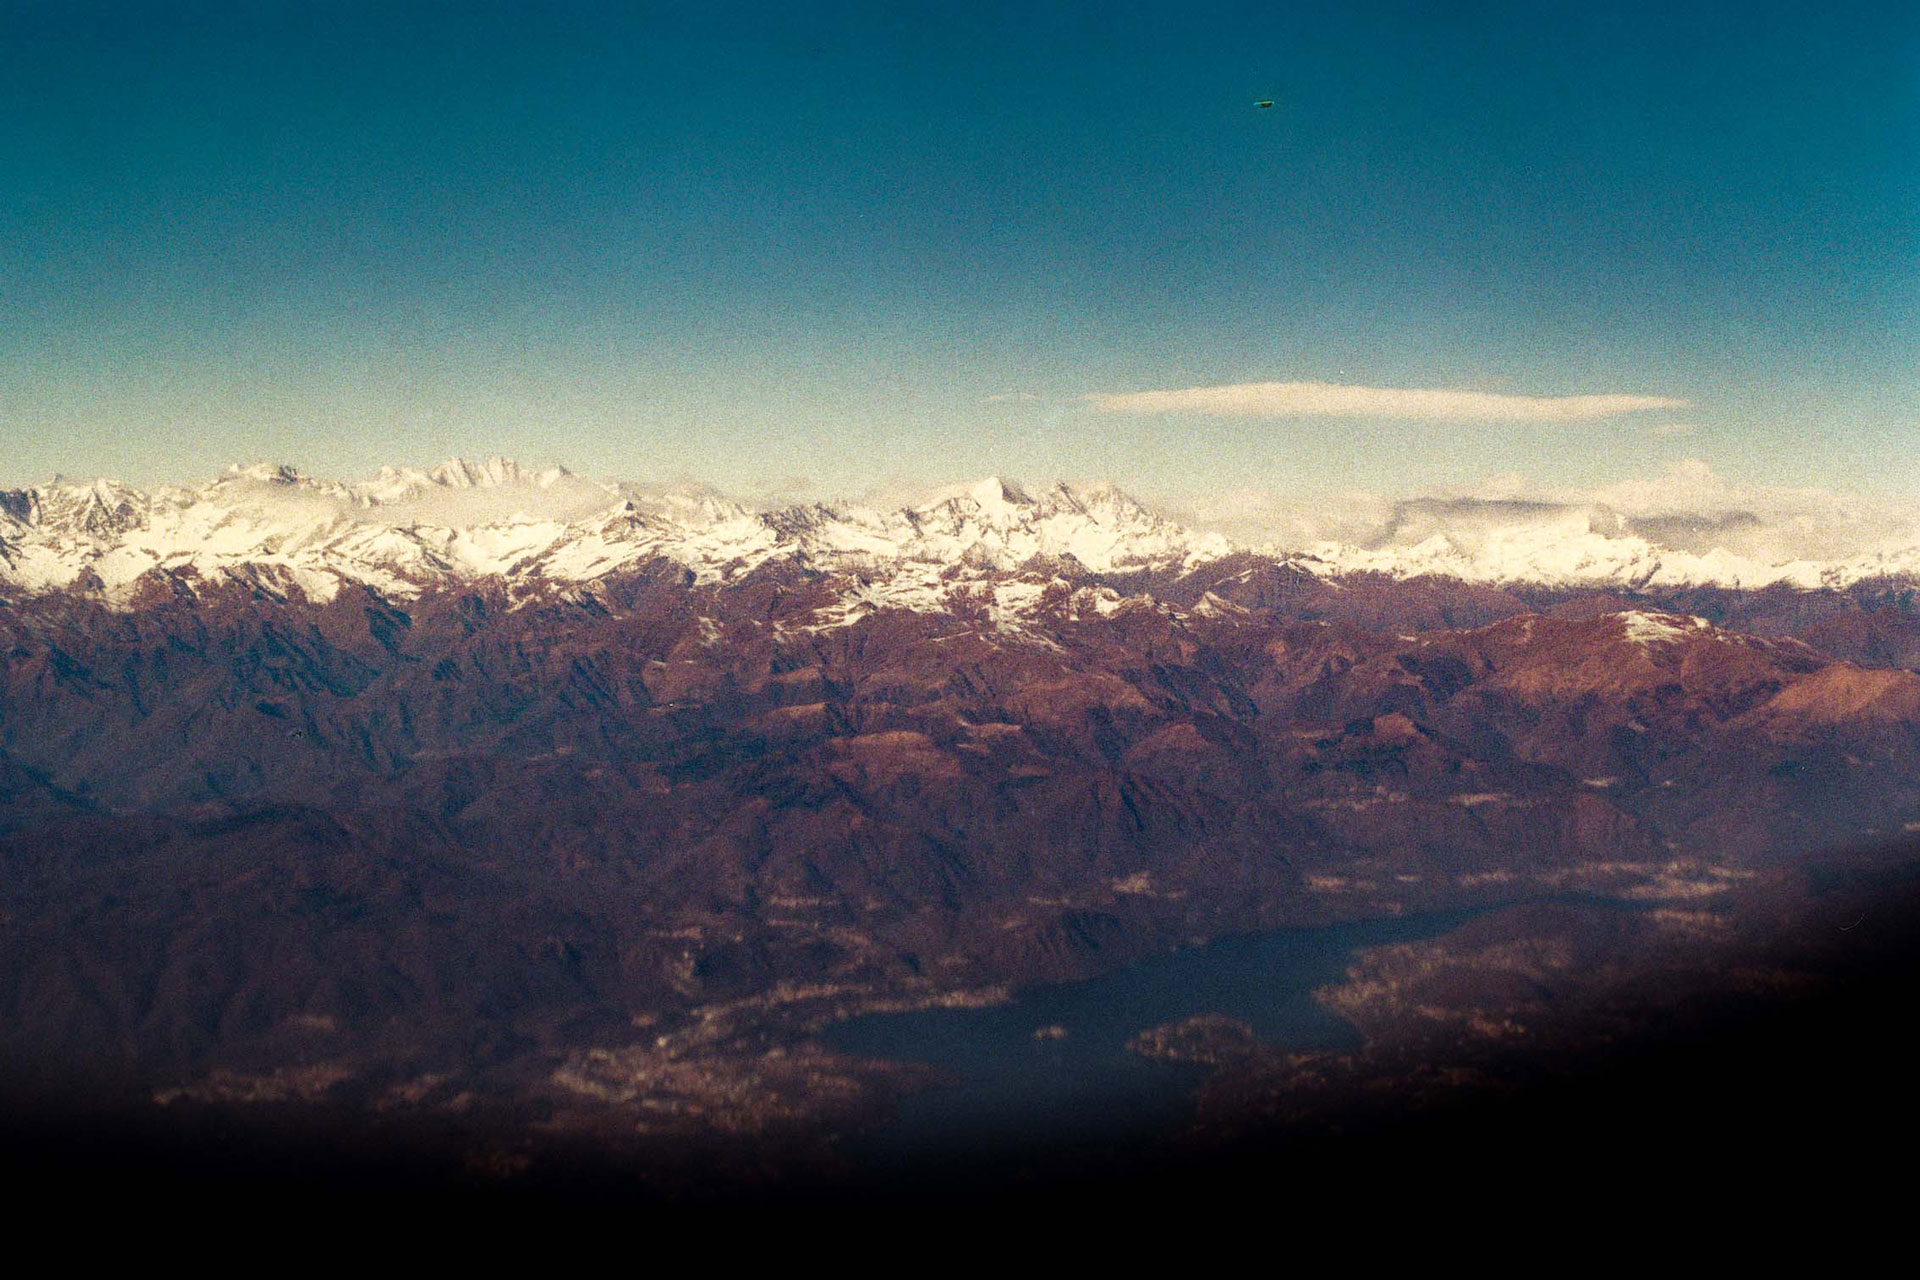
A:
[{"left": 5, "top": 457, "right": 1920, "bottom": 1171}]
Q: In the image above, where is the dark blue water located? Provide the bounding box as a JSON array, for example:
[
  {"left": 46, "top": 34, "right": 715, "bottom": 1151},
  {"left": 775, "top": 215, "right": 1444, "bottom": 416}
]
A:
[{"left": 823, "top": 907, "right": 1482, "bottom": 1163}]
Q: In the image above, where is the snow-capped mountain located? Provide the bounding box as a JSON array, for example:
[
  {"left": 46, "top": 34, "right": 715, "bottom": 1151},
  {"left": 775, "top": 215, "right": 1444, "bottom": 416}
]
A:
[
  {"left": 1279, "top": 485, "right": 1920, "bottom": 590},
  {"left": 4, "top": 459, "right": 1919, "bottom": 623},
  {"left": 0, "top": 459, "right": 1233, "bottom": 613},
  {"left": 9, "top": 470, "right": 1920, "bottom": 1155},
  {"left": 1301, "top": 500, "right": 1920, "bottom": 591}
]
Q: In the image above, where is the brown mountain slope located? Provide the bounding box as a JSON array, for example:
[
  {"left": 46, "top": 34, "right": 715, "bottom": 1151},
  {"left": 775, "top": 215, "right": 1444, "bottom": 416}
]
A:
[{"left": 4, "top": 576, "right": 1920, "bottom": 1113}]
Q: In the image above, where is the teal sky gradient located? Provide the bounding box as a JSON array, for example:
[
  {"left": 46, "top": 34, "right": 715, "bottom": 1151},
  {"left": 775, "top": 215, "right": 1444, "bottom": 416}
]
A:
[{"left": 2, "top": 1, "right": 1916, "bottom": 504}]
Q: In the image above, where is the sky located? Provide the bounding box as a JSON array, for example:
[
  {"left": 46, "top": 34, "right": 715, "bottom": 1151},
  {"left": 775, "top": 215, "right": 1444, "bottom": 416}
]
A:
[{"left": 2, "top": 0, "right": 1916, "bottom": 510}]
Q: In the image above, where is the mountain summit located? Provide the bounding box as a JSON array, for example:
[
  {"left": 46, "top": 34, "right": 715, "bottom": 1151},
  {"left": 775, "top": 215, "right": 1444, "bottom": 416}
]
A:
[
  {"left": 4, "top": 461, "right": 1919, "bottom": 611},
  {"left": 0, "top": 461, "right": 1230, "bottom": 614}
]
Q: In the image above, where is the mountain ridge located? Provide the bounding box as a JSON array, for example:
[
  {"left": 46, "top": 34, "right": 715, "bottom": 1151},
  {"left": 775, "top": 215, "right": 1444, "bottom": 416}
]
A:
[
  {"left": 6, "top": 466, "right": 1920, "bottom": 1174},
  {"left": 5, "top": 458, "right": 1920, "bottom": 614}
]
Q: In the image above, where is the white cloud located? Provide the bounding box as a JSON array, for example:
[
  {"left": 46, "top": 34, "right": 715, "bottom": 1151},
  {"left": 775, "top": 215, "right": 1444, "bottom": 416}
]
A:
[
  {"left": 1651, "top": 421, "right": 1701, "bottom": 436},
  {"left": 1176, "top": 459, "right": 1920, "bottom": 565},
  {"left": 1083, "top": 380, "right": 1688, "bottom": 422},
  {"left": 1170, "top": 487, "right": 1393, "bottom": 548}
]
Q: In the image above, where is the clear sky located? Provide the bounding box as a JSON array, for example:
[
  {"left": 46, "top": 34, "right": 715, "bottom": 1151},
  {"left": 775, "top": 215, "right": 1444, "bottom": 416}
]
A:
[{"left": 3, "top": 1, "right": 1915, "bottom": 506}]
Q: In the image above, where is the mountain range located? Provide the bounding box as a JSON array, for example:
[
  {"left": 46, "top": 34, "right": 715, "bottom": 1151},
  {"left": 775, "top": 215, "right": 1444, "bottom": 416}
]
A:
[
  {"left": 8, "top": 458, "right": 1920, "bottom": 616},
  {"left": 5, "top": 455, "right": 1920, "bottom": 1187}
]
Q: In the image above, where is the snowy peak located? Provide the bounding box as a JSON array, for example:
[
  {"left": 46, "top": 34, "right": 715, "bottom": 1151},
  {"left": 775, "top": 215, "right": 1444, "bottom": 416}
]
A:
[
  {"left": 965, "top": 474, "right": 1030, "bottom": 510},
  {"left": 0, "top": 462, "right": 1244, "bottom": 621},
  {"left": 217, "top": 462, "right": 312, "bottom": 487},
  {"left": 895, "top": 476, "right": 1196, "bottom": 572},
  {"left": 352, "top": 457, "right": 582, "bottom": 505},
  {"left": 424, "top": 455, "right": 571, "bottom": 491},
  {"left": 31, "top": 478, "right": 153, "bottom": 538},
  {"left": 430, "top": 456, "right": 511, "bottom": 489},
  {"left": 1304, "top": 488, "right": 1920, "bottom": 591},
  {"left": 616, "top": 483, "right": 757, "bottom": 530},
  {"left": 1034, "top": 479, "right": 1153, "bottom": 523},
  {"left": 354, "top": 466, "right": 439, "bottom": 505},
  {"left": 6, "top": 462, "right": 1920, "bottom": 619},
  {"left": 911, "top": 476, "right": 1035, "bottom": 532},
  {"left": 0, "top": 464, "right": 1231, "bottom": 610}
]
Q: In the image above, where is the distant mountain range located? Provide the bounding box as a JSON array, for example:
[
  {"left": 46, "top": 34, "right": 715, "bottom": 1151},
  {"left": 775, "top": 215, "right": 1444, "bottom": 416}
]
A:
[{"left": 7, "top": 458, "right": 1920, "bottom": 614}]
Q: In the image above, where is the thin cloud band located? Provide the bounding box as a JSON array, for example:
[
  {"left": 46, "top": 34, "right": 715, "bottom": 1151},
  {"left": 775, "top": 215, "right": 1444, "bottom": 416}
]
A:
[{"left": 1084, "top": 381, "right": 1688, "bottom": 422}]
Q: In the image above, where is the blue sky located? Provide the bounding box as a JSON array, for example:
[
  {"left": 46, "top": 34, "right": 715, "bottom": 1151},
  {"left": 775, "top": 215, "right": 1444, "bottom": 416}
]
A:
[{"left": 2, "top": 1, "right": 1915, "bottom": 505}]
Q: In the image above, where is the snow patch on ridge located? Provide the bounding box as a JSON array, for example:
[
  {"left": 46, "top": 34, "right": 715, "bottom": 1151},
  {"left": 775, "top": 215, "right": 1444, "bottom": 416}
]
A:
[{"left": 1618, "top": 611, "right": 1711, "bottom": 647}]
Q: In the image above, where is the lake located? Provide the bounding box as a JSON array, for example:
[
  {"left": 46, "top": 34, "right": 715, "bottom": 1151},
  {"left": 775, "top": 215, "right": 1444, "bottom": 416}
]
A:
[{"left": 822, "top": 906, "right": 1483, "bottom": 1166}]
